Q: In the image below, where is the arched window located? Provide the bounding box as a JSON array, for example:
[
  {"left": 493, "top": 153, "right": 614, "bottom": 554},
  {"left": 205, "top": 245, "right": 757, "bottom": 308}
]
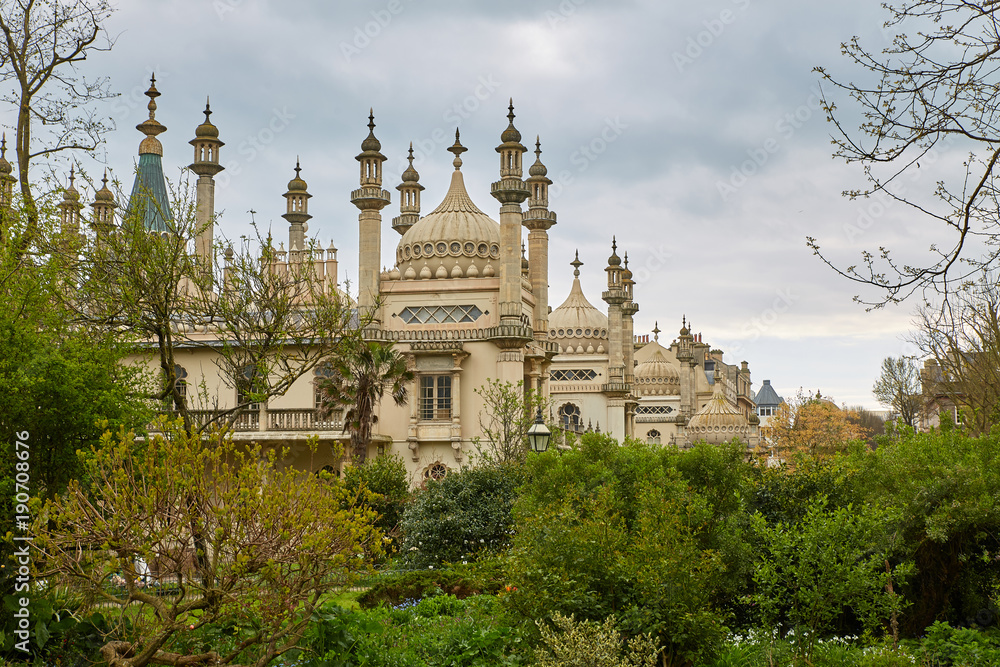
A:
[
  {"left": 647, "top": 429, "right": 661, "bottom": 445},
  {"left": 173, "top": 365, "right": 188, "bottom": 400},
  {"left": 423, "top": 461, "right": 449, "bottom": 483},
  {"left": 558, "top": 403, "right": 582, "bottom": 433}
]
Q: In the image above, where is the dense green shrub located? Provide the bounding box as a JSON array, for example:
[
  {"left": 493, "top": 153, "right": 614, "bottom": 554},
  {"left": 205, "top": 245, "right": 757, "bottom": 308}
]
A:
[
  {"left": 356, "top": 561, "right": 506, "bottom": 609},
  {"left": 399, "top": 466, "right": 525, "bottom": 569},
  {"left": 343, "top": 453, "right": 411, "bottom": 551}
]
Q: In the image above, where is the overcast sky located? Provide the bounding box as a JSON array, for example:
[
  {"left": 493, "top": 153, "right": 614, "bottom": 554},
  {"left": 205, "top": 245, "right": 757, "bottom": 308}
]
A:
[{"left": 4, "top": 0, "right": 954, "bottom": 408}]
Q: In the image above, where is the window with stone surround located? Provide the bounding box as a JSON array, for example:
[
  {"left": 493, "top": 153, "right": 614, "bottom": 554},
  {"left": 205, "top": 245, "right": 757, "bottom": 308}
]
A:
[
  {"left": 420, "top": 375, "right": 452, "bottom": 420},
  {"left": 550, "top": 369, "right": 598, "bottom": 382},
  {"left": 558, "top": 403, "right": 582, "bottom": 433}
]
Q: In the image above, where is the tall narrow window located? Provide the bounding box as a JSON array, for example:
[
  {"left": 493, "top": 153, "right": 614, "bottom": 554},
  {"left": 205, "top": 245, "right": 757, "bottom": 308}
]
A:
[
  {"left": 174, "top": 365, "right": 188, "bottom": 400},
  {"left": 420, "top": 375, "right": 452, "bottom": 420}
]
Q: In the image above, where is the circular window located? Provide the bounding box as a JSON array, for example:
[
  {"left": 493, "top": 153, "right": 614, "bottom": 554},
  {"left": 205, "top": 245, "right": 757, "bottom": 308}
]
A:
[
  {"left": 423, "top": 243, "right": 434, "bottom": 256},
  {"left": 584, "top": 328, "right": 591, "bottom": 336},
  {"left": 490, "top": 244, "right": 500, "bottom": 258},
  {"left": 477, "top": 243, "right": 488, "bottom": 257},
  {"left": 450, "top": 242, "right": 461, "bottom": 255},
  {"left": 558, "top": 329, "right": 565, "bottom": 336},
  {"left": 436, "top": 242, "right": 447, "bottom": 255},
  {"left": 550, "top": 329, "right": 556, "bottom": 336},
  {"left": 464, "top": 241, "right": 475, "bottom": 255},
  {"left": 576, "top": 328, "right": 583, "bottom": 336},
  {"left": 403, "top": 246, "right": 411, "bottom": 259},
  {"left": 424, "top": 462, "right": 448, "bottom": 482},
  {"left": 412, "top": 244, "right": 421, "bottom": 258},
  {"left": 601, "top": 329, "right": 607, "bottom": 337}
]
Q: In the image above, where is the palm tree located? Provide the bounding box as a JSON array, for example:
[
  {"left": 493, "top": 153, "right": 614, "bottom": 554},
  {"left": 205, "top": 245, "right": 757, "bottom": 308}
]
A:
[{"left": 320, "top": 340, "right": 413, "bottom": 465}]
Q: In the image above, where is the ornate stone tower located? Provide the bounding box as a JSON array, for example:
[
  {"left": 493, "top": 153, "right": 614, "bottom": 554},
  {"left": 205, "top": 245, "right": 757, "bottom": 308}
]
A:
[
  {"left": 602, "top": 238, "right": 629, "bottom": 438},
  {"left": 523, "top": 137, "right": 557, "bottom": 342},
  {"left": 58, "top": 166, "right": 83, "bottom": 243},
  {"left": 90, "top": 171, "right": 116, "bottom": 245},
  {"left": 282, "top": 160, "right": 311, "bottom": 263},
  {"left": 189, "top": 99, "right": 224, "bottom": 268},
  {"left": 392, "top": 142, "right": 423, "bottom": 236},
  {"left": 351, "top": 111, "right": 390, "bottom": 327},
  {"left": 489, "top": 101, "right": 534, "bottom": 384},
  {"left": 676, "top": 317, "right": 697, "bottom": 423},
  {"left": 491, "top": 100, "right": 530, "bottom": 330},
  {"left": 621, "top": 253, "right": 639, "bottom": 438},
  {"left": 0, "top": 135, "right": 15, "bottom": 239}
]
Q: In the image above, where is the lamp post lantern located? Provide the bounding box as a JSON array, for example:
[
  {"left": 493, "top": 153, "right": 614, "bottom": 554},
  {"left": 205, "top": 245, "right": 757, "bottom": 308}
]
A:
[{"left": 526, "top": 406, "right": 551, "bottom": 453}]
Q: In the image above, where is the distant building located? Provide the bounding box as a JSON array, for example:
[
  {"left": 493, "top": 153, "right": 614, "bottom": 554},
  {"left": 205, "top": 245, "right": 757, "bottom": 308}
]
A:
[{"left": 753, "top": 379, "right": 785, "bottom": 428}]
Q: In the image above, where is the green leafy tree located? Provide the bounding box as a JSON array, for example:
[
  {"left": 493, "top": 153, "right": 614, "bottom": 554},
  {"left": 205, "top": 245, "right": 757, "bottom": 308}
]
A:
[
  {"left": 32, "top": 421, "right": 383, "bottom": 666},
  {"left": 343, "top": 453, "right": 411, "bottom": 553},
  {"left": 472, "top": 378, "right": 549, "bottom": 467},
  {"left": 319, "top": 339, "right": 413, "bottom": 465}
]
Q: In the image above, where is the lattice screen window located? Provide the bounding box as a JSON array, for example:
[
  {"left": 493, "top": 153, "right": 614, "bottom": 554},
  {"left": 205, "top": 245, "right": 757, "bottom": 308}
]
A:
[
  {"left": 550, "top": 369, "right": 598, "bottom": 382},
  {"left": 647, "top": 429, "right": 661, "bottom": 444},
  {"left": 558, "top": 403, "right": 582, "bottom": 433},
  {"left": 400, "top": 305, "right": 483, "bottom": 324},
  {"left": 635, "top": 405, "right": 673, "bottom": 415},
  {"left": 420, "top": 375, "right": 452, "bottom": 420}
]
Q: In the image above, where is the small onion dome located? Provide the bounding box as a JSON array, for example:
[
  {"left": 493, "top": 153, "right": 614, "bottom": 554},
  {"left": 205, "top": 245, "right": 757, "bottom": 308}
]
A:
[
  {"left": 549, "top": 252, "right": 609, "bottom": 350},
  {"left": 194, "top": 99, "right": 220, "bottom": 138},
  {"left": 361, "top": 109, "right": 382, "bottom": 152},
  {"left": 0, "top": 134, "right": 12, "bottom": 175},
  {"left": 63, "top": 166, "right": 81, "bottom": 202},
  {"left": 94, "top": 171, "right": 114, "bottom": 202},
  {"left": 607, "top": 236, "right": 621, "bottom": 267},
  {"left": 679, "top": 316, "right": 690, "bottom": 337},
  {"left": 401, "top": 144, "right": 420, "bottom": 183},
  {"left": 528, "top": 137, "right": 548, "bottom": 177},
  {"left": 287, "top": 159, "right": 308, "bottom": 192},
  {"left": 622, "top": 253, "right": 633, "bottom": 281},
  {"left": 687, "top": 380, "right": 751, "bottom": 445},
  {"left": 634, "top": 346, "right": 681, "bottom": 395},
  {"left": 500, "top": 99, "right": 522, "bottom": 144}
]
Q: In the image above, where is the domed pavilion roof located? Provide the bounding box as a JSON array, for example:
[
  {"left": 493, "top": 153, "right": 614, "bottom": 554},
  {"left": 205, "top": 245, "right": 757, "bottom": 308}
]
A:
[
  {"left": 550, "top": 252, "right": 609, "bottom": 355},
  {"left": 686, "top": 374, "right": 750, "bottom": 445}
]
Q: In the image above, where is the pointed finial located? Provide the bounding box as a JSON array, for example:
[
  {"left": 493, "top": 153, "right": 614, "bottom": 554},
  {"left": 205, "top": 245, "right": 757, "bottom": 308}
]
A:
[
  {"left": 508, "top": 98, "right": 515, "bottom": 124},
  {"left": 612, "top": 236, "right": 617, "bottom": 253},
  {"left": 102, "top": 169, "right": 108, "bottom": 187},
  {"left": 521, "top": 241, "right": 526, "bottom": 256},
  {"left": 571, "top": 250, "right": 583, "bottom": 278},
  {"left": 653, "top": 322, "right": 660, "bottom": 342},
  {"left": 204, "top": 97, "right": 212, "bottom": 122},
  {"left": 407, "top": 142, "right": 414, "bottom": 162},
  {"left": 68, "top": 164, "right": 76, "bottom": 188},
  {"left": 623, "top": 252, "right": 629, "bottom": 269},
  {"left": 1, "top": 133, "right": 6, "bottom": 157},
  {"left": 535, "top": 135, "right": 541, "bottom": 157},
  {"left": 448, "top": 128, "right": 467, "bottom": 170},
  {"left": 294, "top": 157, "right": 301, "bottom": 178},
  {"left": 368, "top": 108, "right": 375, "bottom": 133}
]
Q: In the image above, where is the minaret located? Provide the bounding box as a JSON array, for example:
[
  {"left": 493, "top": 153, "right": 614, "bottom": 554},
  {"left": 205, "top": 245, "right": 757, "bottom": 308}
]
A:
[
  {"left": 58, "top": 166, "right": 83, "bottom": 241},
  {"left": 490, "top": 100, "right": 530, "bottom": 330},
  {"left": 676, "top": 317, "right": 697, "bottom": 422},
  {"left": 523, "top": 137, "right": 557, "bottom": 341},
  {"left": 282, "top": 159, "right": 311, "bottom": 263},
  {"left": 189, "top": 99, "right": 225, "bottom": 267},
  {"left": 392, "top": 142, "right": 423, "bottom": 236},
  {"left": 621, "top": 252, "right": 639, "bottom": 438},
  {"left": 90, "top": 170, "right": 116, "bottom": 245},
  {"left": 602, "top": 237, "right": 629, "bottom": 440},
  {"left": 351, "top": 110, "right": 390, "bottom": 326},
  {"left": 126, "top": 75, "right": 172, "bottom": 233},
  {"left": 0, "top": 135, "right": 17, "bottom": 239}
]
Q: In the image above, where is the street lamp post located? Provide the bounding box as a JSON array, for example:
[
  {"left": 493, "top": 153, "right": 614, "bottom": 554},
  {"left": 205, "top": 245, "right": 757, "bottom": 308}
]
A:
[{"left": 526, "top": 406, "right": 551, "bottom": 453}]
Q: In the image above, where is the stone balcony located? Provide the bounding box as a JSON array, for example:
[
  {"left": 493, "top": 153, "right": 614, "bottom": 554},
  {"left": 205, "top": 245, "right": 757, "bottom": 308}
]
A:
[{"left": 151, "top": 408, "right": 344, "bottom": 436}]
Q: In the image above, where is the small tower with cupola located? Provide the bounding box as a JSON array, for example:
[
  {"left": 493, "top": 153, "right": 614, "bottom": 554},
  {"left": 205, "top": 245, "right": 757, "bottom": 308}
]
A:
[
  {"left": 189, "top": 99, "right": 225, "bottom": 267},
  {"left": 351, "top": 111, "right": 390, "bottom": 327}
]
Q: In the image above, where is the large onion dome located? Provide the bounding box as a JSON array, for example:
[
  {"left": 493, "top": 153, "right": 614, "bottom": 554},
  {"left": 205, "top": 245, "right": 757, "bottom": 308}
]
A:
[
  {"left": 634, "top": 345, "right": 680, "bottom": 395},
  {"left": 686, "top": 375, "right": 751, "bottom": 445}
]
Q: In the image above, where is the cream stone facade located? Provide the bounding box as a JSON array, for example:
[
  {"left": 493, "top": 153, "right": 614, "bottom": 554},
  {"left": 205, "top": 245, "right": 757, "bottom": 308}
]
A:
[{"left": 62, "top": 80, "right": 763, "bottom": 483}]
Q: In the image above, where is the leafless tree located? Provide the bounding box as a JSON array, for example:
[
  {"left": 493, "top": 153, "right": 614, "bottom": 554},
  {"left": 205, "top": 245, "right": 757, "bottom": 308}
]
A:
[
  {"left": 0, "top": 0, "right": 116, "bottom": 247},
  {"left": 810, "top": 1, "right": 1000, "bottom": 307},
  {"left": 872, "top": 356, "right": 922, "bottom": 427}
]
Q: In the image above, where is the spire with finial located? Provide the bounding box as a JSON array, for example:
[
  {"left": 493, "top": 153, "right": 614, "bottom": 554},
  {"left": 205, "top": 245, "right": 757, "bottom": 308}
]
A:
[
  {"left": 525, "top": 135, "right": 555, "bottom": 217},
  {"left": 571, "top": 250, "right": 583, "bottom": 278},
  {"left": 521, "top": 241, "right": 529, "bottom": 277},
  {"left": 352, "top": 110, "right": 391, "bottom": 328},
  {"left": 58, "top": 165, "right": 83, "bottom": 236},
  {"left": 653, "top": 321, "right": 661, "bottom": 342},
  {"left": 283, "top": 159, "right": 312, "bottom": 258},
  {"left": 136, "top": 75, "right": 167, "bottom": 156},
  {"left": 354, "top": 109, "right": 389, "bottom": 194},
  {"left": 448, "top": 128, "right": 467, "bottom": 170},
  {"left": 494, "top": 98, "right": 528, "bottom": 181},
  {"left": 393, "top": 142, "right": 424, "bottom": 236}
]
